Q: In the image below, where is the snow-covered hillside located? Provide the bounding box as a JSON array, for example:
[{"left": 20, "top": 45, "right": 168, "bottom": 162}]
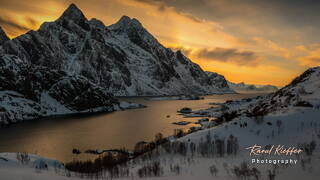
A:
[
  {"left": 246, "top": 66, "right": 320, "bottom": 116},
  {"left": 0, "top": 4, "right": 233, "bottom": 96},
  {"left": 109, "top": 68, "right": 319, "bottom": 180},
  {"left": 118, "top": 66, "right": 319, "bottom": 180},
  {"left": 0, "top": 153, "right": 79, "bottom": 180}
]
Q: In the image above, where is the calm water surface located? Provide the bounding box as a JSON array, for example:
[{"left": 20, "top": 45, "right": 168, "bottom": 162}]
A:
[{"left": 0, "top": 94, "right": 264, "bottom": 162}]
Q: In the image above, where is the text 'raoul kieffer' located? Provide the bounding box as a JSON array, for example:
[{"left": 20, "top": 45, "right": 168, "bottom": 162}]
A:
[{"left": 245, "top": 144, "right": 303, "bottom": 156}]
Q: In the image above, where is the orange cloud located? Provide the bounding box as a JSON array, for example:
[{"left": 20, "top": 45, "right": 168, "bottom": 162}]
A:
[
  {"left": 253, "top": 37, "right": 291, "bottom": 58},
  {"left": 297, "top": 47, "right": 320, "bottom": 67},
  {"left": 195, "top": 48, "right": 262, "bottom": 67}
]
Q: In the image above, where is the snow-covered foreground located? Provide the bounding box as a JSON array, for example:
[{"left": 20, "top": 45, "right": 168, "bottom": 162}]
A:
[
  {"left": 121, "top": 107, "right": 320, "bottom": 180},
  {"left": 0, "top": 153, "right": 75, "bottom": 180},
  {"left": 1, "top": 108, "right": 319, "bottom": 180},
  {"left": 1, "top": 67, "right": 319, "bottom": 179}
]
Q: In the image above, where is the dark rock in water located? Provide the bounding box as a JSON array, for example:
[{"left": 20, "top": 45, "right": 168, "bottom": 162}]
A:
[
  {"left": 295, "top": 101, "right": 313, "bottom": 107},
  {"left": 182, "top": 95, "right": 204, "bottom": 100},
  {"left": 85, "top": 149, "right": 103, "bottom": 155},
  {"left": 178, "top": 107, "right": 192, "bottom": 114},
  {"left": 149, "top": 95, "right": 204, "bottom": 101},
  {"left": 72, "top": 148, "right": 81, "bottom": 154},
  {"left": 198, "top": 118, "right": 209, "bottom": 122},
  {"left": 172, "top": 121, "right": 191, "bottom": 125}
]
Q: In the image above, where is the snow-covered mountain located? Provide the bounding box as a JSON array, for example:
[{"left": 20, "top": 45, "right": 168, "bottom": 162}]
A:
[
  {"left": 1, "top": 4, "right": 233, "bottom": 96},
  {"left": 228, "top": 81, "right": 278, "bottom": 93},
  {"left": 0, "top": 3, "right": 233, "bottom": 125},
  {"left": 205, "top": 71, "right": 230, "bottom": 90},
  {"left": 0, "top": 53, "right": 120, "bottom": 125},
  {"left": 247, "top": 66, "right": 320, "bottom": 116},
  {"left": 194, "top": 66, "right": 320, "bottom": 119}
]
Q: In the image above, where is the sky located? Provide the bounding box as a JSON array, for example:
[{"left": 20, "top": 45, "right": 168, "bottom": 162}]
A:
[{"left": 0, "top": 0, "right": 319, "bottom": 86}]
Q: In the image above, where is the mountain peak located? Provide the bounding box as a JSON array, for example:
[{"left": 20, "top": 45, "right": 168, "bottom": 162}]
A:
[
  {"left": 58, "top": 3, "right": 87, "bottom": 22},
  {"left": 118, "top": 16, "right": 131, "bottom": 24},
  {"left": 110, "top": 16, "right": 144, "bottom": 30},
  {"left": 0, "top": 26, "right": 10, "bottom": 45}
]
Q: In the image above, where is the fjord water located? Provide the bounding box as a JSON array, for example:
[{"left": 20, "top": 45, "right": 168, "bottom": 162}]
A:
[{"left": 0, "top": 94, "right": 263, "bottom": 162}]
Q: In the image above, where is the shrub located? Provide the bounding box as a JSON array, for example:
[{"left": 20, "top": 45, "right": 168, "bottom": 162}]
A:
[
  {"left": 65, "top": 152, "right": 129, "bottom": 174},
  {"left": 16, "top": 152, "right": 30, "bottom": 165},
  {"left": 216, "top": 111, "right": 240, "bottom": 124},
  {"left": 209, "top": 165, "right": 218, "bottom": 176},
  {"left": 137, "top": 162, "right": 163, "bottom": 178},
  {"left": 173, "top": 129, "right": 185, "bottom": 138}
]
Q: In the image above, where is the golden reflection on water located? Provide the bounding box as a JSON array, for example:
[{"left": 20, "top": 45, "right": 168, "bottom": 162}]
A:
[{"left": 0, "top": 94, "right": 263, "bottom": 162}]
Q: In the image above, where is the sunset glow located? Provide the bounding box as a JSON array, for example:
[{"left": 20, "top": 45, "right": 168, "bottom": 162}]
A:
[{"left": 1, "top": 0, "right": 319, "bottom": 86}]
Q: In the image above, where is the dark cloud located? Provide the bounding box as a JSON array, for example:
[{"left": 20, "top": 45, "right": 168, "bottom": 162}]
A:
[
  {"left": 0, "top": 0, "right": 59, "bottom": 14},
  {"left": 133, "top": 0, "right": 320, "bottom": 43},
  {"left": 196, "top": 48, "right": 261, "bottom": 66},
  {"left": 134, "top": 0, "right": 206, "bottom": 23},
  {"left": 134, "top": 0, "right": 320, "bottom": 26}
]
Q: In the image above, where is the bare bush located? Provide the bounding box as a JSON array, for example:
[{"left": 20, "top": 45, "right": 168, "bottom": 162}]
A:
[
  {"left": 233, "top": 161, "right": 261, "bottom": 180},
  {"left": 16, "top": 152, "right": 30, "bottom": 164},
  {"left": 137, "top": 161, "right": 163, "bottom": 178},
  {"left": 209, "top": 164, "right": 218, "bottom": 176},
  {"left": 170, "top": 164, "right": 181, "bottom": 175}
]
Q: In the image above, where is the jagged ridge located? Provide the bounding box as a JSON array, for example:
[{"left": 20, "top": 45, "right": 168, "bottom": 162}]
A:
[{"left": 1, "top": 4, "right": 233, "bottom": 96}]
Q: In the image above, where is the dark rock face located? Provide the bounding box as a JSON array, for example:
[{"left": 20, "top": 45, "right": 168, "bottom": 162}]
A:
[
  {"left": 206, "top": 72, "right": 230, "bottom": 89},
  {"left": 0, "top": 27, "right": 9, "bottom": 45},
  {"left": 1, "top": 4, "right": 233, "bottom": 96},
  {"left": 48, "top": 76, "right": 117, "bottom": 111},
  {"left": 0, "top": 54, "right": 118, "bottom": 125}
]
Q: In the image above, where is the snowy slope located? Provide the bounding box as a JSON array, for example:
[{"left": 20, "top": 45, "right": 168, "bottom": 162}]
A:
[
  {"left": 116, "top": 66, "right": 320, "bottom": 180},
  {"left": 1, "top": 4, "right": 233, "bottom": 96},
  {"left": 1, "top": 67, "right": 319, "bottom": 180},
  {"left": 0, "top": 153, "right": 81, "bottom": 180},
  {"left": 247, "top": 66, "right": 320, "bottom": 116}
]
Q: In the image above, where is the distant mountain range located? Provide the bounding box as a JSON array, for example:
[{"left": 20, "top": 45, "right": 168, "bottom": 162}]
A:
[
  {"left": 0, "top": 4, "right": 234, "bottom": 125},
  {"left": 227, "top": 81, "right": 278, "bottom": 93}
]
